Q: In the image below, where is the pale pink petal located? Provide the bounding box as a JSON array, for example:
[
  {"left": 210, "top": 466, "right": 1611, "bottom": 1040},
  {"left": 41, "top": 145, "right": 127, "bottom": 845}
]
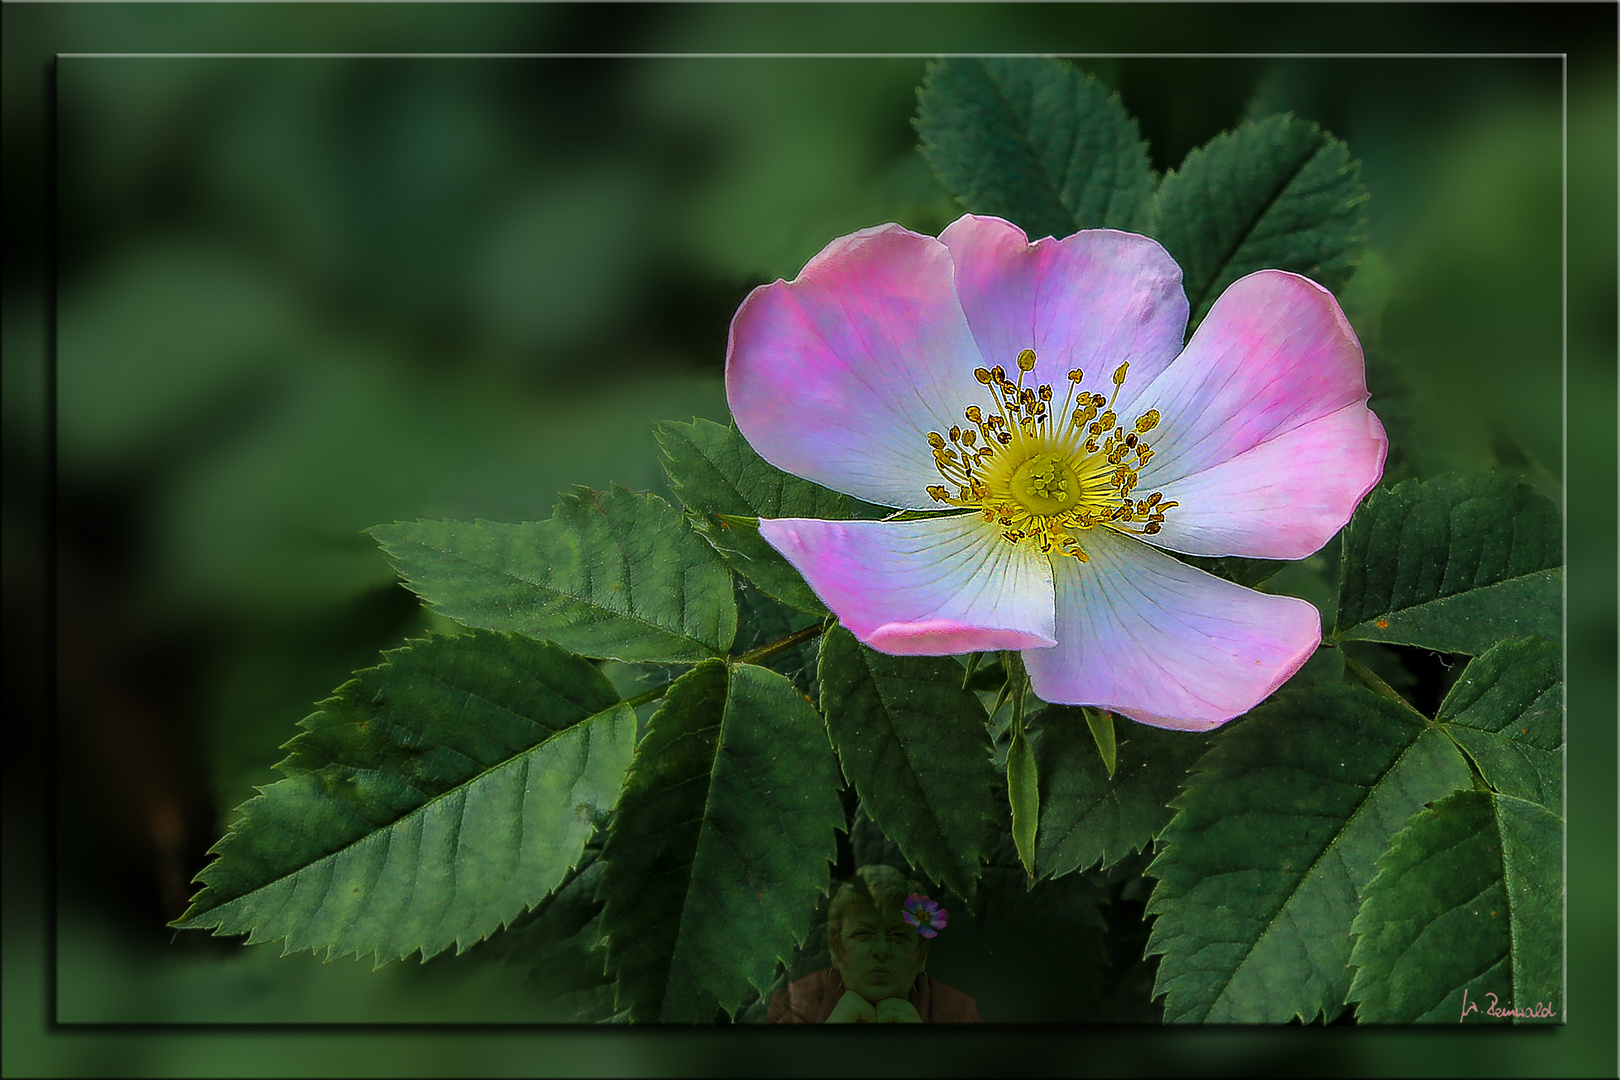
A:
[
  {"left": 1126, "top": 270, "right": 1382, "bottom": 558},
  {"left": 1132, "top": 270, "right": 1373, "bottom": 482},
  {"left": 938, "top": 214, "right": 1189, "bottom": 401},
  {"left": 758, "top": 515, "right": 1055, "bottom": 655},
  {"left": 1148, "top": 402, "right": 1388, "bottom": 559},
  {"left": 726, "top": 224, "right": 989, "bottom": 509},
  {"left": 1023, "top": 529, "right": 1320, "bottom": 730}
]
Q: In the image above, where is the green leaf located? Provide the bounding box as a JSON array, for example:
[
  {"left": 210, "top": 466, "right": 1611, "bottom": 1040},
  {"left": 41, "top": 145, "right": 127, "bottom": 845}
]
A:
[
  {"left": 1435, "top": 637, "right": 1564, "bottom": 812},
  {"left": 1335, "top": 474, "right": 1563, "bottom": 655},
  {"left": 477, "top": 854, "right": 619, "bottom": 1020},
  {"left": 599, "top": 660, "right": 843, "bottom": 1022},
  {"left": 1007, "top": 723, "right": 1039, "bottom": 881},
  {"left": 1084, "top": 707, "right": 1118, "bottom": 779},
  {"left": 173, "top": 632, "right": 636, "bottom": 965},
  {"left": 818, "top": 627, "right": 996, "bottom": 899},
  {"left": 655, "top": 418, "right": 849, "bottom": 615},
  {"left": 370, "top": 484, "right": 737, "bottom": 663},
  {"left": 1349, "top": 790, "right": 1563, "bottom": 1023},
  {"left": 1032, "top": 708, "right": 1211, "bottom": 879},
  {"left": 915, "top": 56, "right": 1155, "bottom": 238},
  {"left": 1153, "top": 113, "right": 1368, "bottom": 324},
  {"left": 1145, "top": 684, "right": 1473, "bottom": 1023}
]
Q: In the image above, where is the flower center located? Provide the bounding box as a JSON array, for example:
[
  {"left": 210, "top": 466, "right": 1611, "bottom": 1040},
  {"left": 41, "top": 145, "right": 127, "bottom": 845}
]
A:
[
  {"left": 923, "top": 349, "right": 1176, "bottom": 561},
  {"left": 1011, "top": 452, "right": 1081, "bottom": 515}
]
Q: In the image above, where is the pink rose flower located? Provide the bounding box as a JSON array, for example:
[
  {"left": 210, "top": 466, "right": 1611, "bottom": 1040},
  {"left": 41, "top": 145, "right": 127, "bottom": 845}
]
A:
[{"left": 725, "top": 215, "right": 1386, "bottom": 730}]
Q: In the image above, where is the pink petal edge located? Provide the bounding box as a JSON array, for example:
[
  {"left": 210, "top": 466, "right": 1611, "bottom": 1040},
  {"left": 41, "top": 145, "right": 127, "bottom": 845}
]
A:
[
  {"left": 757, "top": 515, "right": 1057, "bottom": 656},
  {"left": 937, "top": 215, "right": 1191, "bottom": 400},
  {"left": 1023, "top": 529, "right": 1321, "bottom": 730},
  {"left": 726, "top": 223, "right": 988, "bottom": 510},
  {"left": 1126, "top": 269, "right": 1385, "bottom": 559}
]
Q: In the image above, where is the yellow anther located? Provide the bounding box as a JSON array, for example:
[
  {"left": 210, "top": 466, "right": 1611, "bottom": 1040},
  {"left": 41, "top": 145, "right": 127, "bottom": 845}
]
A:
[{"left": 922, "top": 354, "right": 1175, "bottom": 552}]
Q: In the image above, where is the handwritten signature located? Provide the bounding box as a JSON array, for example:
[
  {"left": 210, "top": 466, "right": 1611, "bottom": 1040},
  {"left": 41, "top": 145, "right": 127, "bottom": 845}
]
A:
[{"left": 1458, "top": 988, "right": 1557, "bottom": 1021}]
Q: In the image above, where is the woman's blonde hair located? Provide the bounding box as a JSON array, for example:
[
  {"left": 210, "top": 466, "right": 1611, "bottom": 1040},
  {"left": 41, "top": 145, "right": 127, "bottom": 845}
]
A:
[{"left": 826, "top": 865, "right": 930, "bottom": 959}]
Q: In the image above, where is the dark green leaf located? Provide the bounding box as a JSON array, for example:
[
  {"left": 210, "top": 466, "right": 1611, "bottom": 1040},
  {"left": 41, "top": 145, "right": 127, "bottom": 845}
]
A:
[
  {"left": 818, "top": 627, "right": 996, "bottom": 898},
  {"left": 731, "top": 579, "right": 822, "bottom": 697},
  {"left": 915, "top": 57, "right": 1155, "bottom": 238},
  {"left": 600, "top": 661, "right": 843, "bottom": 1022},
  {"left": 1084, "top": 707, "right": 1118, "bottom": 779},
  {"left": 370, "top": 484, "right": 737, "bottom": 663},
  {"left": 1435, "top": 637, "right": 1563, "bottom": 812},
  {"left": 1336, "top": 474, "right": 1563, "bottom": 654},
  {"left": 1007, "top": 724, "right": 1039, "bottom": 881},
  {"left": 1145, "top": 684, "right": 1472, "bottom": 1023},
  {"left": 478, "top": 855, "right": 619, "bottom": 1020},
  {"left": 1349, "top": 790, "right": 1563, "bottom": 1023},
  {"left": 1033, "top": 707, "right": 1211, "bottom": 879},
  {"left": 173, "top": 632, "right": 636, "bottom": 964},
  {"left": 1153, "top": 113, "right": 1368, "bottom": 324},
  {"left": 655, "top": 418, "right": 851, "bottom": 615}
]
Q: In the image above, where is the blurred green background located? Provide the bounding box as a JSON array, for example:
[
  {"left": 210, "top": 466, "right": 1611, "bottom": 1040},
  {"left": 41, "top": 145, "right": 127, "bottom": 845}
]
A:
[{"left": 5, "top": 3, "right": 1614, "bottom": 1077}]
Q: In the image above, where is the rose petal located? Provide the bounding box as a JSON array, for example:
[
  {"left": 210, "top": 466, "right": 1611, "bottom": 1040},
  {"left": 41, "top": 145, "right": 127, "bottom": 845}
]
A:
[
  {"left": 758, "top": 514, "right": 1056, "bottom": 655},
  {"left": 918, "top": 925, "right": 938, "bottom": 939},
  {"left": 1147, "top": 401, "right": 1388, "bottom": 559},
  {"left": 1023, "top": 529, "right": 1320, "bottom": 730},
  {"left": 938, "top": 215, "right": 1190, "bottom": 403},
  {"left": 1132, "top": 269, "right": 1375, "bottom": 481},
  {"left": 727, "top": 223, "right": 989, "bottom": 508}
]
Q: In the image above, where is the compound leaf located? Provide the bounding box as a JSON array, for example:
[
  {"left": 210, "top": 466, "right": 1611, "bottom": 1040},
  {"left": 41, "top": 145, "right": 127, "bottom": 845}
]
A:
[
  {"left": 655, "top": 418, "right": 848, "bottom": 615},
  {"left": 818, "top": 627, "right": 996, "bottom": 899},
  {"left": 600, "top": 661, "right": 843, "bottom": 1022},
  {"left": 1349, "top": 790, "right": 1562, "bottom": 1023},
  {"left": 916, "top": 56, "right": 1155, "bottom": 238},
  {"left": 1145, "top": 683, "right": 1471, "bottom": 1023},
  {"left": 1435, "top": 637, "right": 1563, "bottom": 812},
  {"left": 370, "top": 485, "right": 736, "bottom": 663},
  {"left": 173, "top": 631, "right": 636, "bottom": 965},
  {"left": 1336, "top": 474, "right": 1562, "bottom": 655},
  {"left": 1154, "top": 113, "right": 1367, "bottom": 324},
  {"left": 1032, "top": 706, "right": 1212, "bottom": 879}
]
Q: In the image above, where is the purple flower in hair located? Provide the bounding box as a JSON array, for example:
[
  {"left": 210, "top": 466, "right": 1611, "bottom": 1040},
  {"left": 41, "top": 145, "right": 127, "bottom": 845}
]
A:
[{"left": 902, "top": 893, "right": 948, "bottom": 938}]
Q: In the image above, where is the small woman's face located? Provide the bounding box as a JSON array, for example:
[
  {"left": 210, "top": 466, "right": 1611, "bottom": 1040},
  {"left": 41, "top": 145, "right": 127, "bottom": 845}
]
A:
[{"left": 832, "top": 909, "right": 925, "bottom": 1003}]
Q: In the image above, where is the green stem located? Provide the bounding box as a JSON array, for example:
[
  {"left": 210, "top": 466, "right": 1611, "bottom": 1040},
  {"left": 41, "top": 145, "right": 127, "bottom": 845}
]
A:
[
  {"left": 736, "top": 620, "right": 826, "bottom": 666},
  {"left": 622, "top": 621, "right": 829, "bottom": 712}
]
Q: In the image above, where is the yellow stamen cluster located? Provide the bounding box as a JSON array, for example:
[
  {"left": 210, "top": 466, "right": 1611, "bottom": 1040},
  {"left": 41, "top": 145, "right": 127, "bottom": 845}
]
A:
[{"left": 924, "top": 351, "right": 1176, "bottom": 560}]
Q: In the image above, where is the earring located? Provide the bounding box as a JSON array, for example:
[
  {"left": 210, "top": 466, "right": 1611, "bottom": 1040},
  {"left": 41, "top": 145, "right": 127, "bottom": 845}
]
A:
[{"left": 830, "top": 967, "right": 845, "bottom": 993}]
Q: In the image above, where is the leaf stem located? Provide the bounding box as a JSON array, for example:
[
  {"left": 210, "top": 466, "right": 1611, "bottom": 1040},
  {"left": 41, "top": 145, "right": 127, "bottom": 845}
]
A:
[
  {"left": 619, "top": 621, "right": 829, "bottom": 712},
  {"left": 1341, "top": 649, "right": 1427, "bottom": 720},
  {"left": 735, "top": 620, "right": 827, "bottom": 666}
]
